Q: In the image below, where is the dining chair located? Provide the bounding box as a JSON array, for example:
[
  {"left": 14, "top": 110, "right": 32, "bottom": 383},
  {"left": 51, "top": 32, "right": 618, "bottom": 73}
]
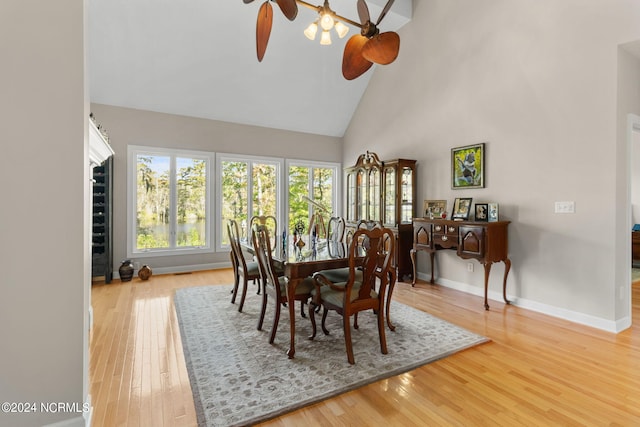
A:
[
  {"left": 252, "top": 224, "right": 314, "bottom": 343},
  {"left": 309, "top": 226, "right": 395, "bottom": 364},
  {"left": 327, "top": 216, "right": 345, "bottom": 243},
  {"left": 250, "top": 215, "right": 277, "bottom": 245},
  {"left": 227, "top": 219, "right": 261, "bottom": 312},
  {"left": 250, "top": 214, "right": 285, "bottom": 279}
]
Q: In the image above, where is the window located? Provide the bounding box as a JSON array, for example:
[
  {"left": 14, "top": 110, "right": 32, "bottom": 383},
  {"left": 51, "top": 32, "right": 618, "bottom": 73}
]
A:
[
  {"left": 128, "top": 148, "right": 340, "bottom": 255},
  {"left": 128, "top": 146, "right": 212, "bottom": 257},
  {"left": 218, "top": 155, "right": 282, "bottom": 247},
  {"left": 287, "top": 160, "right": 340, "bottom": 237}
]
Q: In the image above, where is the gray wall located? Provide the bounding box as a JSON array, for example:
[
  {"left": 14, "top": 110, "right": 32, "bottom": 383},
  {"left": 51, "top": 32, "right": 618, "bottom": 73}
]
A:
[
  {"left": 344, "top": 0, "right": 640, "bottom": 328},
  {"left": 90, "top": 104, "right": 342, "bottom": 273},
  {"left": 0, "top": 1, "right": 88, "bottom": 426}
]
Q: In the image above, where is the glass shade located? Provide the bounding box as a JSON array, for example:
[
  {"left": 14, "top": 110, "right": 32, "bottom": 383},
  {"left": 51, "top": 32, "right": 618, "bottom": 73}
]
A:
[
  {"left": 304, "top": 22, "right": 318, "bottom": 40},
  {"left": 320, "top": 30, "right": 332, "bottom": 45},
  {"left": 334, "top": 21, "right": 349, "bottom": 38},
  {"left": 320, "top": 13, "right": 334, "bottom": 31}
]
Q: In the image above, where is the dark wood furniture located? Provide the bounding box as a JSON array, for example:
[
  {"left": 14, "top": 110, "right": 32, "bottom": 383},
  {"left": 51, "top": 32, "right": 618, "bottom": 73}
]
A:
[
  {"left": 92, "top": 157, "right": 113, "bottom": 283},
  {"left": 633, "top": 231, "right": 640, "bottom": 265},
  {"left": 410, "top": 218, "right": 511, "bottom": 310},
  {"left": 344, "top": 151, "right": 416, "bottom": 282},
  {"left": 311, "top": 227, "right": 395, "bottom": 365},
  {"left": 227, "top": 219, "right": 261, "bottom": 312},
  {"left": 252, "top": 225, "right": 313, "bottom": 343}
]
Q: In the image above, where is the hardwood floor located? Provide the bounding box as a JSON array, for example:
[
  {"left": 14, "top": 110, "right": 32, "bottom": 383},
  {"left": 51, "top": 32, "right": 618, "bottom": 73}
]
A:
[{"left": 90, "top": 270, "right": 640, "bottom": 426}]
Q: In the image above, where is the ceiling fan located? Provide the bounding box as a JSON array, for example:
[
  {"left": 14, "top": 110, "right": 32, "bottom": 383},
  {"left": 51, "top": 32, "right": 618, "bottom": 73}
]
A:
[{"left": 242, "top": 0, "right": 400, "bottom": 80}]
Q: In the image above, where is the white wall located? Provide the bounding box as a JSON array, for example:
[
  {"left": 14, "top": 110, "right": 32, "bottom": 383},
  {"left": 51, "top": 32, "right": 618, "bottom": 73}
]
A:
[
  {"left": 0, "top": 1, "right": 88, "bottom": 426},
  {"left": 344, "top": 0, "right": 640, "bottom": 328},
  {"left": 90, "top": 104, "right": 342, "bottom": 273}
]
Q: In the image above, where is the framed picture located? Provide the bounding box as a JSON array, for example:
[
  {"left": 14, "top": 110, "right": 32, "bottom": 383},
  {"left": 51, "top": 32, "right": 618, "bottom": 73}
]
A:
[
  {"left": 452, "top": 143, "right": 485, "bottom": 189},
  {"left": 475, "top": 203, "right": 488, "bottom": 222},
  {"left": 452, "top": 197, "right": 473, "bottom": 220},
  {"left": 488, "top": 203, "right": 499, "bottom": 222},
  {"left": 424, "top": 200, "right": 447, "bottom": 219}
]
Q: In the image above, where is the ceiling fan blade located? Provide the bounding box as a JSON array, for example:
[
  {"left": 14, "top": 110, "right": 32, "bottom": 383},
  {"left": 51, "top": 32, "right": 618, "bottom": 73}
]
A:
[
  {"left": 256, "top": 1, "right": 273, "bottom": 62},
  {"left": 357, "top": 0, "right": 370, "bottom": 24},
  {"left": 361, "top": 31, "right": 399, "bottom": 65},
  {"left": 243, "top": 0, "right": 255, "bottom": 3},
  {"left": 342, "top": 34, "right": 373, "bottom": 80},
  {"left": 275, "top": 0, "right": 298, "bottom": 21},
  {"left": 376, "top": 0, "right": 395, "bottom": 25}
]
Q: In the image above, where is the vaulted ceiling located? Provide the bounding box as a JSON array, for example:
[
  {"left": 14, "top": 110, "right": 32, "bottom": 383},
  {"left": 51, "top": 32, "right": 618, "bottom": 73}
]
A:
[{"left": 88, "top": 0, "right": 412, "bottom": 137}]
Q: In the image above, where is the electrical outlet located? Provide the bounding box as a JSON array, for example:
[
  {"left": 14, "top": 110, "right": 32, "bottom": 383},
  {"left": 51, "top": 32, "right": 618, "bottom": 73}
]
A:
[
  {"left": 554, "top": 201, "right": 575, "bottom": 214},
  {"left": 134, "top": 261, "right": 140, "bottom": 270},
  {"left": 467, "top": 263, "right": 474, "bottom": 272}
]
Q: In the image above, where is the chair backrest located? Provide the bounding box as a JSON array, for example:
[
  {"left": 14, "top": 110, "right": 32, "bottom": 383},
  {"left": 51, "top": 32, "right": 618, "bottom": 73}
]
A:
[
  {"left": 227, "top": 219, "right": 249, "bottom": 272},
  {"left": 347, "top": 227, "right": 395, "bottom": 301},
  {"left": 327, "top": 216, "right": 345, "bottom": 243},
  {"left": 251, "top": 224, "right": 279, "bottom": 291},
  {"left": 250, "top": 215, "right": 277, "bottom": 246}
]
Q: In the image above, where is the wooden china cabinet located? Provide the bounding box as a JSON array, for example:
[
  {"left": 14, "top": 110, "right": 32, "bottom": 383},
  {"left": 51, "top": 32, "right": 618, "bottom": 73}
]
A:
[{"left": 344, "top": 151, "right": 416, "bottom": 281}]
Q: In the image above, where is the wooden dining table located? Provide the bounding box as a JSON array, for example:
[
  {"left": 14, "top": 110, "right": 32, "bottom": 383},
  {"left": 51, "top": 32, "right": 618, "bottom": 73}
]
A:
[{"left": 242, "top": 237, "right": 396, "bottom": 359}]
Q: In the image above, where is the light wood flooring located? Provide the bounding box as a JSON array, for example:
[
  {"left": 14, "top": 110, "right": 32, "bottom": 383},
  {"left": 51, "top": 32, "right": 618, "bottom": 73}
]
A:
[{"left": 90, "top": 270, "right": 640, "bottom": 426}]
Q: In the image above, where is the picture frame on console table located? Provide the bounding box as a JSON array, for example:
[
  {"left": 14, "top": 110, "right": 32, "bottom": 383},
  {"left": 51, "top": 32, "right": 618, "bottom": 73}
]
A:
[
  {"left": 475, "top": 203, "right": 488, "bottom": 221},
  {"left": 424, "top": 200, "right": 447, "bottom": 219},
  {"left": 488, "top": 202, "right": 499, "bottom": 222},
  {"left": 452, "top": 197, "right": 473, "bottom": 221},
  {"left": 451, "top": 143, "right": 485, "bottom": 189}
]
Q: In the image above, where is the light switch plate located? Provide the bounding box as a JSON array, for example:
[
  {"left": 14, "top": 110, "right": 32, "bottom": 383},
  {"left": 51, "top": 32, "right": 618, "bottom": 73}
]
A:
[{"left": 555, "top": 201, "right": 575, "bottom": 214}]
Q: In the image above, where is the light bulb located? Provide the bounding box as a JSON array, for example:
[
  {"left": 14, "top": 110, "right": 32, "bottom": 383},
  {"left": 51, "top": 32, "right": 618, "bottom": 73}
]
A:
[
  {"left": 320, "top": 30, "right": 332, "bottom": 45},
  {"left": 334, "top": 21, "right": 349, "bottom": 39},
  {"left": 304, "top": 22, "right": 318, "bottom": 40},
  {"left": 320, "top": 13, "right": 334, "bottom": 31}
]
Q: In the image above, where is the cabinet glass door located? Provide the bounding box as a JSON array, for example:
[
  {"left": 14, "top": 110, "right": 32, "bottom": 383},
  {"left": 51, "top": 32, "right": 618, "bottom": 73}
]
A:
[
  {"left": 368, "top": 167, "right": 380, "bottom": 221},
  {"left": 357, "top": 169, "right": 366, "bottom": 220},
  {"left": 384, "top": 166, "right": 396, "bottom": 226},
  {"left": 400, "top": 167, "right": 413, "bottom": 224},
  {"left": 346, "top": 171, "right": 356, "bottom": 222}
]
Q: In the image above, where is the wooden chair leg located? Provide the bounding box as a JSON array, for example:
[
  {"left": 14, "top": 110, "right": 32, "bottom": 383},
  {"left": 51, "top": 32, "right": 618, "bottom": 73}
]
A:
[
  {"left": 353, "top": 312, "right": 359, "bottom": 329},
  {"left": 321, "top": 307, "right": 330, "bottom": 335},
  {"left": 269, "top": 295, "right": 280, "bottom": 344},
  {"left": 378, "top": 307, "right": 388, "bottom": 355},
  {"left": 344, "top": 314, "right": 355, "bottom": 365},
  {"left": 308, "top": 302, "right": 317, "bottom": 339},
  {"left": 238, "top": 276, "right": 248, "bottom": 313},
  {"left": 257, "top": 282, "right": 267, "bottom": 330},
  {"left": 300, "top": 301, "right": 307, "bottom": 318}
]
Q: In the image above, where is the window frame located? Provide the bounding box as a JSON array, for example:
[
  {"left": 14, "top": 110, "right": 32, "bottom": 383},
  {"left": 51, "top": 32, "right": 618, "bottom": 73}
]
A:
[
  {"left": 216, "top": 153, "right": 285, "bottom": 251},
  {"left": 127, "top": 145, "right": 213, "bottom": 258},
  {"left": 285, "top": 159, "right": 341, "bottom": 234}
]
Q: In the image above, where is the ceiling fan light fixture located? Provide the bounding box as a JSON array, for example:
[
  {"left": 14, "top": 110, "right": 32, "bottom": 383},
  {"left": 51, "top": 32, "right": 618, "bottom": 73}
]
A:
[
  {"left": 334, "top": 20, "right": 349, "bottom": 38},
  {"left": 304, "top": 21, "right": 318, "bottom": 40},
  {"left": 320, "top": 30, "right": 332, "bottom": 45},
  {"left": 320, "top": 12, "right": 334, "bottom": 31}
]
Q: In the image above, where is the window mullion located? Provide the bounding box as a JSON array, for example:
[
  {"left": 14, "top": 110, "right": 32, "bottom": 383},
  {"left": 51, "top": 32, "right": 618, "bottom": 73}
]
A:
[{"left": 169, "top": 155, "right": 177, "bottom": 248}]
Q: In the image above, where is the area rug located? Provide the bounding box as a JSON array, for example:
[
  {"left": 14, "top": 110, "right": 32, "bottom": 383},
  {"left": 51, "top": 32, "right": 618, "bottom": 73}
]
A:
[{"left": 174, "top": 285, "right": 489, "bottom": 427}]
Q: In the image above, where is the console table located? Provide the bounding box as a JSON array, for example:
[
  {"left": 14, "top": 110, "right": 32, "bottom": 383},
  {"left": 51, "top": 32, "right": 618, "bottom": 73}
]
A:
[{"left": 410, "top": 218, "right": 511, "bottom": 310}]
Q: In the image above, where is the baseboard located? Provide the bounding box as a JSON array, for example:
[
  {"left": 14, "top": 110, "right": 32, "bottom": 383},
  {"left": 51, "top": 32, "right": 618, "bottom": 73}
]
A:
[
  {"left": 113, "top": 261, "right": 231, "bottom": 280},
  {"left": 416, "top": 272, "right": 625, "bottom": 333}
]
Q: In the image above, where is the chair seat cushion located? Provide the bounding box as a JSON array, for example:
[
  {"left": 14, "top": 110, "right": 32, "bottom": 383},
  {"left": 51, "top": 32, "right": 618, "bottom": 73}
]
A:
[
  {"left": 279, "top": 276, "right": 314, "bottom": 297},
  {"left": 312, "top": 281, "right": 377, "bottom": 307},
  {"left": 314, "top": 267, "right": 362, "bottom": 283},
  {"left": 243, "top": 261, "right": 260, "bottom": 276}
]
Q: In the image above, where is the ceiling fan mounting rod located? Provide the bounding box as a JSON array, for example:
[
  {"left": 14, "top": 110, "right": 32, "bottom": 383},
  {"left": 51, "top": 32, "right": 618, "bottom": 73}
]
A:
[{"left": 294, "top": 0, "right": 364, "bottom": 30}]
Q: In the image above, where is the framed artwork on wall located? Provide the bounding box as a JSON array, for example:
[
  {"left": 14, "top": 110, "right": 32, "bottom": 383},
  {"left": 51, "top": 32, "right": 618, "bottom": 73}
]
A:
[
  {"left": 475, "top": 203, "right": 488, "bottom": 221},
  {"left": 452, "top": 143, "right": 485, "bottom": 189},
  {"left": 424, "top": 200, "right": 447, "bottom": 219},
  {"left": 452, "top": 197, "right": 473, "bottom": 220}
]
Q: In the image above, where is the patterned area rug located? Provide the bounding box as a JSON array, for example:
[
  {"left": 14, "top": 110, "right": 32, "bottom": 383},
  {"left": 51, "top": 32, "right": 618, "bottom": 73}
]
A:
[{"left": 174, "top": 285, "right": 489, "bottom": 427}]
